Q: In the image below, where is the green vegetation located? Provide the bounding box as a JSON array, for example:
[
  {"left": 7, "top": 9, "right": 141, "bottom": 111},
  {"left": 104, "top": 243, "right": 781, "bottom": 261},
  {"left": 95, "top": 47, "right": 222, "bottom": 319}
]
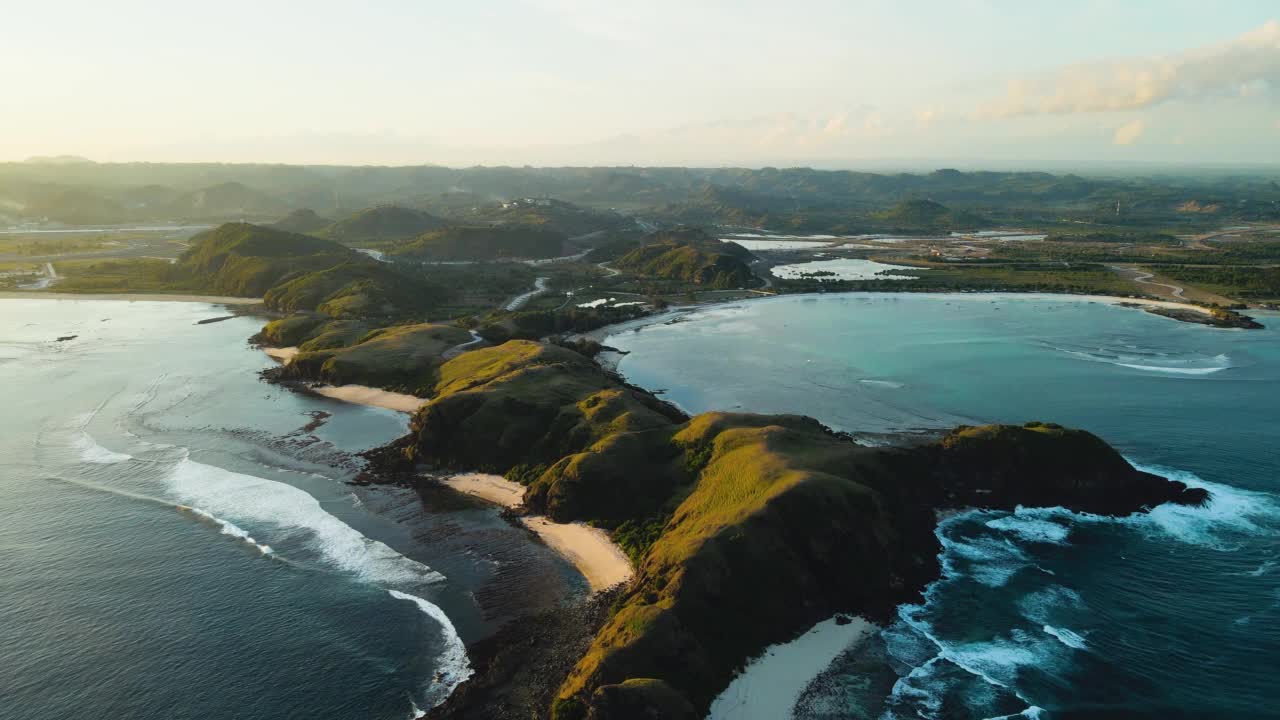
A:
[
  {"left": 321, "top": 206, "right": 446, "bottom": 243},
  {"left": 178, "top": 223, "right": 353, "bottom": 296},
  {"left": 270, "top": 208, "right": 330, "bottom": 234},
  {"left": 441, "top": 197, "right": 631, "bottom": 238},
  {"left": 263, "top": 261, "right": 448, "bottom": 317},
  {"left": 279, "top": 323, "right": 473, "bottom": 394},
  {"left": 872, "top": 198, "right": 987, "bottom": 231},
  {"left": 390, "top": 224, "right": 567, "bottom": 261},
  {"left": 612, "top": 228, "right": 755, "bottom": 288},
  {"left": 1159, "top": 265, "right": 1280, "bottom": 301},
  {"left": 1043, "top": 230, "right": 1181, "bottom": 244}
]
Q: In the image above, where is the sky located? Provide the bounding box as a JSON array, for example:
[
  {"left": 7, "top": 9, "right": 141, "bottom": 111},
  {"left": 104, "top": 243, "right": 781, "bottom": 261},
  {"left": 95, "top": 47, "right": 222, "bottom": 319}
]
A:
[{"left": 2, "top": 0, "right": 1278, "bottom": 168}]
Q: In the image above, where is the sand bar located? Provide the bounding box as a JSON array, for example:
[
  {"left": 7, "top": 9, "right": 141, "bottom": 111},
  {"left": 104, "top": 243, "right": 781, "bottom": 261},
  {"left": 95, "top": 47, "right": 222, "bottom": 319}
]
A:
[
  {"left": 0, "top": 291, "right": 260, "bottom": 304},
  {"left": 441, "top": 473, "right": 526, "bottom": 508},
  {"left": 520, "top": 517, "right": 635, "bottom": 592}
]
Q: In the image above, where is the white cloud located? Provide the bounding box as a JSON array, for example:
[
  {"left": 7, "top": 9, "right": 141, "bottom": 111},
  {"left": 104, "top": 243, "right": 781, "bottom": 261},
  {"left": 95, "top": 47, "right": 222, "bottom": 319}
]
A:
[
  {"left": 915, "top": 109, "right": 942, "bottom": 129},
  {"left": 979, "top": 20, "right": 1280, "bottom": 118},
  {"left": 1113, "top": 119, "right": 1146, "bottom": 146}
]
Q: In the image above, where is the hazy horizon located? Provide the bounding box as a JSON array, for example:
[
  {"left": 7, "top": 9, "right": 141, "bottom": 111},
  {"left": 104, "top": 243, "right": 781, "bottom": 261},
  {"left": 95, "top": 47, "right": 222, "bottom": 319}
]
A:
[{"left": 5, "top": 1, "right": 1280, "bottom": 167}]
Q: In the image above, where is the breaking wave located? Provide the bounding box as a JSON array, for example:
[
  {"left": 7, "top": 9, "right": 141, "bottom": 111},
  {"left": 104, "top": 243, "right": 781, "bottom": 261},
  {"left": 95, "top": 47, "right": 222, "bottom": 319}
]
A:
[
  {"left": 878, "top": 464, "right": 1279, "bottom": 718},
  {"left": 164, "top": 457, "right": 443, "bottom": 585},
  {"left": 1046, "top": 343, "right": 1233, "bottom": 376},
  {"left": 388, "top": 590, "right": 473, "bottom": 708},
  {"left": 74, "top": 432, "right": 134, "bottom": 464},
  {"left": 181, "top": 506, "right": 274, "bottom": 555}
]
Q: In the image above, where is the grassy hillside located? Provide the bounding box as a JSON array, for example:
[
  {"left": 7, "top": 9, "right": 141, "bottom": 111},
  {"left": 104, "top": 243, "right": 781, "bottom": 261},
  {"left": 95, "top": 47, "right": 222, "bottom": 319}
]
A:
[
  {"left": 263, "top": 261, "right": 450, "bottom": 317},
  {"left": 271, "top": 208, "right": 330, "bottom": 233},
  {"left": 612, "top": 228, "right": 755, "bottom": 288},
  {"left": 322, "top": 205, "right": 447, "bottom": 243},
  {"left": 407, "top": 341, "right": 682, "bottom": 471},
  {"left": 277, "top": 322, "right": 474, "bottom": 394},
  {"left": 389, "top": 225, "right": 567, "bottom": 261},
  {"left": 177, "top": 222, "right": 354, "bottom": 296},
  {"left": 872, "top": 198, "right": 988, "bottom": 230}
]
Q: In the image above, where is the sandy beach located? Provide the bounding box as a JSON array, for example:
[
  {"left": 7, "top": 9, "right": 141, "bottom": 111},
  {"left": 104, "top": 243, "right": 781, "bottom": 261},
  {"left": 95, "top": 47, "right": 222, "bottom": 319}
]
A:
[
  {"left": 436, "top": 472, "right": 634, "bottom": 592},
  {"left": 1073, "top": 294, "right": 1214, "bottom": 316},
  {"left": 441, "top": 473, "right": 526, "bottom": 508},
  {"left": 261, "top": 346, "right": 425, "bottom": 413},
  {"left": 520, "top": 517, "right": 635, "bottom": 592},
  {"left": 708, "top": 614, "right": 876, "bottom": 720},
  {"left": 311, "top": 385, "right": 426, "bottom": 413},
  {"left": 0, "top": 291, "right": 261, "bottom": 305},
  {"left": 262, "top": 346, "right": 299, "bottom": 362}
]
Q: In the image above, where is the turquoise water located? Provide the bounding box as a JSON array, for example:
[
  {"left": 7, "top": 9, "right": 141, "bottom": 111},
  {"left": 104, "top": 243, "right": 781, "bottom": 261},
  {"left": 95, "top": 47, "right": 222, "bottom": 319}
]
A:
[
  {"left": 0, "top": 299, "right": 577, "bottom": 720},
  {"left": 607, "top": 293, "right": 1280, "bottom": 719}
]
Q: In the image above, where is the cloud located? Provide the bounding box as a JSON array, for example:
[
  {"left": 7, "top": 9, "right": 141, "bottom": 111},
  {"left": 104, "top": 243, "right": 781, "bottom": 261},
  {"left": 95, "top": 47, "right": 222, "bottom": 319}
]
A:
[
  {"left": 1113, "top": 119, "right": 1146, "bottom": 146},
  {"left": 978, "top": 20, "right": 1280, "bottom": 118},
  {"left": 915, "top": 109, "right": 942, "bottom": 129}
]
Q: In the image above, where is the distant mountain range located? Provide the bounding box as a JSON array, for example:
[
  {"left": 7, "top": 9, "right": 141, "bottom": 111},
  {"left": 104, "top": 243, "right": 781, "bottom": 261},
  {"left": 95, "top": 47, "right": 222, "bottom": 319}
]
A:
[{"left": 2, "top": 162, "right": 1277, "bottom": 230}]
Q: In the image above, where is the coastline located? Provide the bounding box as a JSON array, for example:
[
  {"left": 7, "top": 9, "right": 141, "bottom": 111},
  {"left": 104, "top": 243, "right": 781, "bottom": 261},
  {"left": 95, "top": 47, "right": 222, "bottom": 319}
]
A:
[
  {"left": 0, "top": 291, "right": 261, "bottom": 305},
  {"left": 261, "top": 346, "right": 427, "bottom": 413},
  {"left": 438, "top": 473, "right": 635, "bottom": 593},
  {"left": 583, "top": 290, "right": 1227, "bottom": 347}
]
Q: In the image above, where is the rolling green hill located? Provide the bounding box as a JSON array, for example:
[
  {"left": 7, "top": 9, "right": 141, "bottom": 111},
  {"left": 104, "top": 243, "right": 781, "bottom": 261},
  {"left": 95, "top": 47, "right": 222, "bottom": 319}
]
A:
[
  {"left": 271, "top": 208, "right": 331, "bottom": 234},
  {"left": 612, "top": 228, "right": 755, "bottom": 288},
  {"left": 322, "top": 205, "right": 447, "bottom": 243},
  {"left": 263, "top": 261, "right": 450, "bottom": 317},
  {"left": 872, "top": 198, "right": 988, "bottom": 230},
  {"left": 177, "top": 222, "right": 354, "bottom": 296},
  {"left": 389, "top": 224, "right": 567, "bottom": 261}
]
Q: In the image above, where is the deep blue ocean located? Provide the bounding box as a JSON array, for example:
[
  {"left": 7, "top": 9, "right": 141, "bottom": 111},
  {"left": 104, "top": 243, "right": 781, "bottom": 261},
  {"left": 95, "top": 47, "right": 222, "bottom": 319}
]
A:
[
  {"left": 0, "top": 299, "right": 580, "bottom": 720},
  {"left": 606, "top": 293, "right": 1280, "bottom": 720}
]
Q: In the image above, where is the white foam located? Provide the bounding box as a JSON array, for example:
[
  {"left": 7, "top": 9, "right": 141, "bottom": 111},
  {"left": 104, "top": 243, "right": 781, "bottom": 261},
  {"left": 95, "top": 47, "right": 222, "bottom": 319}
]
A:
[
  {"left": 164, "top": 457, "right": 444, "bottom": 585},
  {"left": 1114, "top": 363, "right": 1228, "bottom": 375},
  {"left": 985, "top": 515, "right": 1071, "bottom": 544},
  {"left": 939, "top": 534, "right": 1027, "bottom": 587},
  {"left": 1018, "top": 585, "right": 1085, "bottom": 625},
  {"left": 1122, "top": 464, "right": 1279, "bottom": 550},
  {"left": 1042, "top": 624, "right": 1087, "bottom": 650},
  {"left": 388, "top": 590, "right": 473, "bottom": 708},
  {"left": 999, "top": 465, "right": 1280, "bottom": 552},
  {"left": 75, "top": 432, "right": 133, "bottom": 464},
  {"left": 184, "top": 506, "right": 274, "bottom": 554}
]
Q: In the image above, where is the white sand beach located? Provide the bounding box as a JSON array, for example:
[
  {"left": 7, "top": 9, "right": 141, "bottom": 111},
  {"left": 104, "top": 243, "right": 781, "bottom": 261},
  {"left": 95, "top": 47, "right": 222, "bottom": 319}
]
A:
[
  {"left": 263, "top": 346, "right": 299, "bottom": 362},
  {"left": 441, "top": 473, "right": 526, "bottom": 508},
  {"left": 708, "top": 614, "right": 876, "bottom": 720},
  {"left": 436, "top": 472, "right": 635, "bottom": 592},
  {"left": 520, "top": 517, "right": 635, "bottom": 592},
  {"left": 311, "top": 385, "right": 426, "bottom": 413}
]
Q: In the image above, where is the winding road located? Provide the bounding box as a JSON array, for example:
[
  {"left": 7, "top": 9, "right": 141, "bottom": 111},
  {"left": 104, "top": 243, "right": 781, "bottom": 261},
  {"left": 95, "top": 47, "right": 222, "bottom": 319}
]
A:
[
  {"left": 1130, "top": 269, "right": 1186, "bottom": 299},
  {"left": 505, "top": 276, "right": 550, "bottom": 311}
]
